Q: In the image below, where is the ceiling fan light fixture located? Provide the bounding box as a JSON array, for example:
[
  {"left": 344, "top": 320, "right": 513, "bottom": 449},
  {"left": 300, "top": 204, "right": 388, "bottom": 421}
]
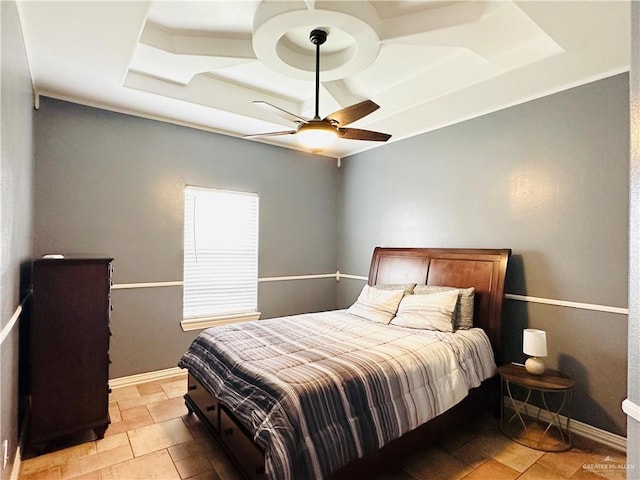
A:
[
  {"left": 297, "top": 122, "right": 337, "bottom": 149},
  {"left": 246, "top": 27, "right": 390, "bottom": 148}
]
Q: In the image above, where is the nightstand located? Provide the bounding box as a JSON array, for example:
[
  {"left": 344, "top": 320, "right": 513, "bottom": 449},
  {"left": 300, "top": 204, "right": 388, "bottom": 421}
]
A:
[{"left": 498, "top": 363, "right": 575, "bottom": 452}]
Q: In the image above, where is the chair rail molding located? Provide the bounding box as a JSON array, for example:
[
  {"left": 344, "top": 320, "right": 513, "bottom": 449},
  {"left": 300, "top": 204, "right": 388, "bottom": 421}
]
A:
[{"left": 623, "top": 398, "right": 640, "bottom": 423}]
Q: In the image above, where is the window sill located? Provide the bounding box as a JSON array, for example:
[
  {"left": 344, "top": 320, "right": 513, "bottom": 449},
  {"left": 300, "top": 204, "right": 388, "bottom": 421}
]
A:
[{"left": 181, "top": 312, "right": 261, "bottom": 332}]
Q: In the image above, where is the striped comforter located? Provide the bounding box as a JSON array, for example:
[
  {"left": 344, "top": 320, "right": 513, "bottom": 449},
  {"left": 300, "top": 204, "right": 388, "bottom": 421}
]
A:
[{"left": 178, "top": 310, "right": 497, "bottom": 480}]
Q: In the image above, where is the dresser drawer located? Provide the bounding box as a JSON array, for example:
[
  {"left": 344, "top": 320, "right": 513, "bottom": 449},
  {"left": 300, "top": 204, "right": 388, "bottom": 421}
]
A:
[
  {"left": 220, "top": 407, "right": 265, "bottom": 480},
  {"left": 187, "top": 374, "right": 219, "bottom": 431}
]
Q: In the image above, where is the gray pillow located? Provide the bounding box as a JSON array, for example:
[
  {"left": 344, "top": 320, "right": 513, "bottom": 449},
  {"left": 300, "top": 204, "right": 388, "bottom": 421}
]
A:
[{"left": 375, "top": 283, "right": 417, "bottom": 296}]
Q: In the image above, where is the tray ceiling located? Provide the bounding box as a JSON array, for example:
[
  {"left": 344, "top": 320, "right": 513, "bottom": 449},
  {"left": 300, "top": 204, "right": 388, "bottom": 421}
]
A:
[{"left": 17, "top": 1, "right": 630, "bottom": 158}]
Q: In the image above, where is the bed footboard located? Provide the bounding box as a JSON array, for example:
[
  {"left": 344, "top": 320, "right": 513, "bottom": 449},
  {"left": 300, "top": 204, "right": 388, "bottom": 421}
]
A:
[
  {"left": 185, "top": 372, "right": 498, "bottom": 480},
  {"left": 185, "top": 373, "right": 266, "bottom": 480}
]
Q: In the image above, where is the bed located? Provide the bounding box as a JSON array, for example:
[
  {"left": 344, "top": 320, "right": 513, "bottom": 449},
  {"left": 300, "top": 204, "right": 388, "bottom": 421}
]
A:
[{"left": 178, "top": 247, "right": 511, "bottom": 480}]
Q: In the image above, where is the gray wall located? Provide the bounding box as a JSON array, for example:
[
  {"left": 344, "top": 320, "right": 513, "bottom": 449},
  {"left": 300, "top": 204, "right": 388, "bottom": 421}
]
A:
[
  {"left": 627, "top": 0, "right": 639, "bottom": 473},
  {"left": 0, "top": 0, "right": 34, "bottom": 477},
  {"left": 33, "top": 98, "right": 339, "bottom": 378},
  {"left": 338, "top": 74, "right": 629, "bottom": 436},
  {"left": 31, "top": 70, "right": 629, "bottom": 436}
]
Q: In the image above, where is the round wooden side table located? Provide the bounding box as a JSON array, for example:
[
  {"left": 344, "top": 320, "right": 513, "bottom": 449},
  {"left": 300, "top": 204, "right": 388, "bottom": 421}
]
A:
[{"left": 499, "top": 363, "right": 575, "bottom": 452}]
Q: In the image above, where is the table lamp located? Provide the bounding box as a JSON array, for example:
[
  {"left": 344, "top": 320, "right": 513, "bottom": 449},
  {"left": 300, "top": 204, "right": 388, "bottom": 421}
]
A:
[{"left": 523, "top": 328, "right": 547, "bottom": 375}]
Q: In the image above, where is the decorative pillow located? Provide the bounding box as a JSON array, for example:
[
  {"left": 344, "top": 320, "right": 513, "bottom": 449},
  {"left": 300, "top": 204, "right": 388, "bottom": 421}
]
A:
[
  {"left": 374, "top": 283, "right": 417, "bottom": 296},
  {"left": 390, "top": 289, "right": 459, "bottom": 331},
  {"left": 414, "top": 285, "right": 475, "bottom": 329},
  {"left": 347, "top": 285, "right": 405, "bottom": 324}
]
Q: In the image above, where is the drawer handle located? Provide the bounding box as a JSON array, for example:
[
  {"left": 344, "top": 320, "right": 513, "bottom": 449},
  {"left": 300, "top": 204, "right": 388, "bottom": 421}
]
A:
[
  {"left": 223, "top": 427, "right": 233, "bottom": 436},
  {"left": 206, "top": 405, "right": 216, "bottom": 412},
  {"left": 188, "top": 385, "right": 197, "bottom": 391}
]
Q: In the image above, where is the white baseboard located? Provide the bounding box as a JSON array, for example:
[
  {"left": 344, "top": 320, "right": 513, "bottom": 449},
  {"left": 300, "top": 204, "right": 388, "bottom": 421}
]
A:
[
  {"left": 503, "top": 397, "right": 626, "bottom": 452},
  {"left": 109, "top": 367, "right": 186, "bottom": 389},
  {"left": 570, "top": 418, "right": 627, "bottom": 452}
]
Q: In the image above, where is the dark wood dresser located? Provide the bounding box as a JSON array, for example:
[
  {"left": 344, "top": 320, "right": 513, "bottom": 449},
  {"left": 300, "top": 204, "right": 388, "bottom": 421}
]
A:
[{"left": 27, "top": 257, "right": 113, "bottom": 452}]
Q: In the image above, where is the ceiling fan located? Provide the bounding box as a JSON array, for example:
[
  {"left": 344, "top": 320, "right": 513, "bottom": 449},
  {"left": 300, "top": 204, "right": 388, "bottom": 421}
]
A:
[{"left": 245, "top": 29, "right": 391, "bottom": 149}]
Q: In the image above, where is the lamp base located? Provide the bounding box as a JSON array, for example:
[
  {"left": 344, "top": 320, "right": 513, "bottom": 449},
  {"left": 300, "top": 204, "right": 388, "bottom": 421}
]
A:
[{"left": 525, "top": 357, "right": 545, "bottom": 375}]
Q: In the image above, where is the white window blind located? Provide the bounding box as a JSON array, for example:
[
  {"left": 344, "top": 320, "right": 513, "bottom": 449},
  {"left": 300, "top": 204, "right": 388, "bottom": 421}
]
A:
[{"left": 183, "top": 186, "right": 259, "bottom": 320}]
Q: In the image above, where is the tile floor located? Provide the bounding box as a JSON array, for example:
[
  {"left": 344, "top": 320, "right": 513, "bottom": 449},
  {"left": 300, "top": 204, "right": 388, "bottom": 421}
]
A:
[{"left": 18, "top": 373, "right": 630, "bottom": 480}]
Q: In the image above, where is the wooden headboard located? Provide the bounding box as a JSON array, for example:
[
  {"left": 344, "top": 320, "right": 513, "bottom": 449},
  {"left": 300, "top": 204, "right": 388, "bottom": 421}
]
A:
[{"left": 368, "top": 247, "right": 511, "bottom": 361}]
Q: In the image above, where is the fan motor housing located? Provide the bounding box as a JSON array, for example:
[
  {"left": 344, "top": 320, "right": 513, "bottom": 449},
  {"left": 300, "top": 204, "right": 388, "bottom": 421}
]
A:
[{"left": 309, "top": 29, "right": 327, "bottom": 46}]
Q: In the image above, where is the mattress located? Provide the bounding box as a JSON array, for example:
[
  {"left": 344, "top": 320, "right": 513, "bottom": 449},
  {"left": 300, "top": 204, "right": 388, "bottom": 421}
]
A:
[{"left": 178, "top": 309, "right": 497, "bottom": 479}]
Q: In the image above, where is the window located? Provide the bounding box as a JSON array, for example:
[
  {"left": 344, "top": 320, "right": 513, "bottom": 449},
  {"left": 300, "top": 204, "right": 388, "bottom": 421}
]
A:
[{"left": 182, "top": 186, "right": 259, "bottom": 330}]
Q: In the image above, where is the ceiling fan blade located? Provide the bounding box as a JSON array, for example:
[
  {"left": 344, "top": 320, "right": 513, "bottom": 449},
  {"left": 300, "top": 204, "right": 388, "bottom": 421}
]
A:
[
  {"left": 338, "top": 128, "right": 391, "bottom": 142},
  {"left": 252, "top": 101, "right": 309, "bottom": 125},
  {"left": 243, "top": 130, "right": 297, "bottom": 139},
  {"left": 325, "top": 100, "right": 380, "bottom": 127}
]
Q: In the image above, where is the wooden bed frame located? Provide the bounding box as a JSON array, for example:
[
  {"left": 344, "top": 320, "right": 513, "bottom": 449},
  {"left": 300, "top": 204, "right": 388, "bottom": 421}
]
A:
[{"left": 183, "top": 247, "right": 511, "bottom": 480}]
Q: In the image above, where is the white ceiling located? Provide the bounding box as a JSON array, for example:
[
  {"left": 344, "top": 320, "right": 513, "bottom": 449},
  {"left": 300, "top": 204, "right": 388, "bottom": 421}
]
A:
[{"left": 17, "top": 1, "right": 630, "bottom": 159}]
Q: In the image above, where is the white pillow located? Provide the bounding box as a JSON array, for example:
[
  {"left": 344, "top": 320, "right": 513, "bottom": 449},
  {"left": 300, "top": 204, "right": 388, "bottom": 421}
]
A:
[
  {"left": 413, "top": 285, "right": 475, "bottom": 329},
  {"left": 347, "top": 285, "right": 405, "bottom": 324},
  {"left": 390, "top": 289, "right": 459, "bottom": 332}
]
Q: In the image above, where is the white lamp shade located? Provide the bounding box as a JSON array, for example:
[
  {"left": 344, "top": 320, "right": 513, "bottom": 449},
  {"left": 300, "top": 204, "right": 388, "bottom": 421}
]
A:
[{"left": 523, "top": 329, "right": 547, "bottom": 357}]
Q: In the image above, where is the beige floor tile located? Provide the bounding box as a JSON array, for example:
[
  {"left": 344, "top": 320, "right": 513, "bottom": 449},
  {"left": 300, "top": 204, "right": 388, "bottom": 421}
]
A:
[
  {"left": 20, "top": 443, "right": 97, "bottom": 476},
  {"left": 182, "top": 415, "right": 212, "bottom": 440},
  {"left": 147, "top": 396, "right": 190, "bottom": 423},
  {"left": 108, "top": 403, "right": 121, "bottom": 424},
  {"left": 100, "top": 449, "right": 181, "bottom": 480},
  {"left": 162, "top": 379, "right": 188, "bottom": 399},
  {"left": 168, "top": 437, "right": 216, "bottom": 463},
  {"left": 570, "top": 465, "right": 631, "bottom": 480},
  {"left": 571, "top": 468, "right": 609, "bottom": 480},
  {"left": 128, "top": 417, "right": 194, "bottom": 457},
  {"left": 519, "top": 463, "right": 570, "bottom": 480},
  {"left": 572, "top": 435, "right": 619, "bottom": 454},
  {"left": 109, "top": 385, "right": 140, "bottom": 403},
  {"left": 120, "top": 405, "right": 151, "bottom": 422},
  {"left": 60, "top": 444, "right": 133, "bottom": 479},
  {"left": 575, "top": 452, "right": 630, "bottom": 480},
  {"left": 95, "top": 432, "right": 130, "bottom": 453},
  {"left": 473, "top": 426, "right": 544, "bottom": 473},
  {"left": 505, "top": 419, "right": 571, "bottom": 452},
  {"left": 136, "top": 381, "right": 166, "bottom": 396},
  {"left": 584, "top": 448, "right": 627, "bottom": 466},
  {"left": 403, "top": 447, "right": 473, "bottom": 480},
  {"left": 437, "top": 428, "right": 478, "bottom": 454},
  {"left": 462, "top": 458, "right": 520, "bottom": 480},
  {"left": 181, "top": 412, "right": 202, "bottom": 428},
  {"left": 19, "top": 467, "right": 62, "bottom": 480},
  {"left": 449, "top": 444, "right": 491, "bottom": 470},
  {"left": 474, "top": 429, "right": 515, "bottom": 457},
  {"left": 117, "top": 392, "right": 169, "bottom": 411},
  {"left": 538, "top": 449, "right": 600, "bottom": 478},
  {"left": 19, "top": 391, "right": 628, "bottom": 480},
  {"left": 186, "top": 471, "right": 222, "bottom": 480},
  {"left": 66, "top": 471, "right": 101, "bottom": 480},
  {"left": 103, "top": 411, "right": 155, "bottom": 437},
  {"left": 174, "top": 453, "right": 214, "bottom": 479},
  {"left": 205, "top": 450, "right": 243, "bottom": 480},
  {"left": 490, "top": 441, "right": 544, "bottom": 473}
]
